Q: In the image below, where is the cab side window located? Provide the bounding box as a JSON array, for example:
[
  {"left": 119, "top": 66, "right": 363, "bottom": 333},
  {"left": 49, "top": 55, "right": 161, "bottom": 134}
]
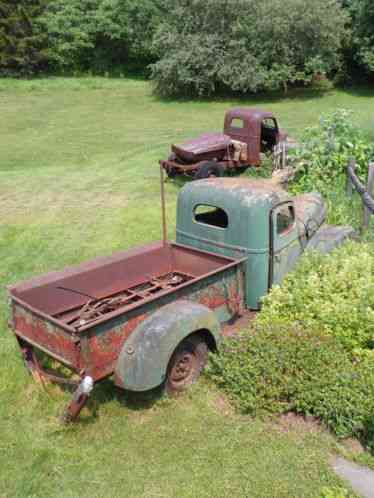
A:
[
  {"left": 262, "top": 118, "right": 277, "bottom": 131},
  {"left": 230, "top": 118, "right": 244, "bottom": 129},
  {"left": 194, "top": 205, "right": 228, "bottom": 229},
  {"left": 277, "top": 205, "right": 295, "bottom": 235}
]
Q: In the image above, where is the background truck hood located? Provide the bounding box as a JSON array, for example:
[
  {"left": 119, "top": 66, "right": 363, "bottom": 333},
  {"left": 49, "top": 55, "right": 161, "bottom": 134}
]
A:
[{"left": 172, "top": 133, "right": 231, "bottom": 163}]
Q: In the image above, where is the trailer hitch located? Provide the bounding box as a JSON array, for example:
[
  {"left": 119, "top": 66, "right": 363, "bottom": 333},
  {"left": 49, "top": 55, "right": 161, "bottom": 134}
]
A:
[
  {"left": 60, "top": 375, "right": 94, "bottom": 424},
  {"left": 18, "top": 340, "right": 94, "bottom": 423}
]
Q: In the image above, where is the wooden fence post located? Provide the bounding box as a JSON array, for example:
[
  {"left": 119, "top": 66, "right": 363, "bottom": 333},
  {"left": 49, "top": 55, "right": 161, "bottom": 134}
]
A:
[{"left": 362, "top": 162, "right": 374, "bottom": 231}]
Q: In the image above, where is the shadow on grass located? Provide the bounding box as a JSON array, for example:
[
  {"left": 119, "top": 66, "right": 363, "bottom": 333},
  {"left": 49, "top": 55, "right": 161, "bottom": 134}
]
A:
[
  {"left": 165, "top": 175, "right": 192, "bottom": 189},
  {"left": 339, "top": 83, "right": 374, "bottom": 99},
  {"left": 150, "top": 85, "right": 334, "bottom": 107},
  {"left": 164, "top": 165, "right": 252, "bottom": 189},
  {"left": 66, "top": 379, "right": 165, "bottom": 426}
]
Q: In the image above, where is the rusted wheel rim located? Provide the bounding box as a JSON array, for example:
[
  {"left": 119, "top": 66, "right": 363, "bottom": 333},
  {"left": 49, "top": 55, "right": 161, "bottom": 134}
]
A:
[
  {"left": 208, "top": 168, "right": 218, "bottom": 177},
  {"left": 168, "top": 351, "right": 198, "bottom": 388}
]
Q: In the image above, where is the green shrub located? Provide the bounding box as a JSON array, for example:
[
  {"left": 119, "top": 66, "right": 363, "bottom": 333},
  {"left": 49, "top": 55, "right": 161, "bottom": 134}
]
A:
[
  {"left": 290, "top": 109, "right": 374, "bottom": 196},
  {"left": 257, "top": 241, "right": 374, "bottom": 354},
  {"left": 208, "top": 241, "right": 374, "bottom": 448},
  {"left": 207, "top": 325, "right": 374, "bottom": 447},
  {"left": 320, "top": 487, "right": 351, "bottom": 498}
]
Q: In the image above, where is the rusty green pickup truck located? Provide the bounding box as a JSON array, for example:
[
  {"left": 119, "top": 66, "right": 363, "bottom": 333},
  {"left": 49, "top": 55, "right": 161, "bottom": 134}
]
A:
[{"left": 7, "top": 178, "right": 354, "bottom": 422}]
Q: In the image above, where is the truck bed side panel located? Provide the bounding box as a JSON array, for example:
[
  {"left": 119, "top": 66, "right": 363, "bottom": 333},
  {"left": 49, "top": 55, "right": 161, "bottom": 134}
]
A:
[{"left": 12, "top": 302, "right": 80, "bottom": 368}]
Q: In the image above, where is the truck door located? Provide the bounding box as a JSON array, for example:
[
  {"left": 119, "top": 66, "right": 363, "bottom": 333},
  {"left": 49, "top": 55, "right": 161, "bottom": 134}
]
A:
[
  {"left": 269, "top": 202, "right": 302, "bottom": 286},
  {"left": 261, "top": 118, "right": 278, "bottom": 153}
]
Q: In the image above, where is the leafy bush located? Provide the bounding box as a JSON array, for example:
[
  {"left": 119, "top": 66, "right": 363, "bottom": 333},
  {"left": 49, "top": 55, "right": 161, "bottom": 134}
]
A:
[
  {"left": 151, "top": 0, "right": 348, "bottom": 97},
  {"left": 208, "top": 324, "right": 374, "bottom": 447},
  {"left": 320, "top": 487, "right": 351, "bottom": 498},
  {"left": 290, "top": 109, "right": 374, "bottom": 196},
  {"left": 257, "top": 241, "right": 374, "bottom": 353}
]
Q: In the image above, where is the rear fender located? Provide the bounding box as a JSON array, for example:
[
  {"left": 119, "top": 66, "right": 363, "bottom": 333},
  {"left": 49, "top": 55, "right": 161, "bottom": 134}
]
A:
[{"left": 114, "top": 300, "right": 221, "bottom": 391}]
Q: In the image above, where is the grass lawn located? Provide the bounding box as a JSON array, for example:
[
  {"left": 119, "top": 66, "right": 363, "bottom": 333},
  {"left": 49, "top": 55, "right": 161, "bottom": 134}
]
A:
[{"left": 1, "top": 77, "right": 373, "bottom": 497}]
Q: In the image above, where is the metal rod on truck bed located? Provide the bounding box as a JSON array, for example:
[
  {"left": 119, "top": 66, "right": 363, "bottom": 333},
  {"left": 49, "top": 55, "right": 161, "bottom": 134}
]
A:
[{"left": 160, "top": 164, "right": 167, "bottom": 245}]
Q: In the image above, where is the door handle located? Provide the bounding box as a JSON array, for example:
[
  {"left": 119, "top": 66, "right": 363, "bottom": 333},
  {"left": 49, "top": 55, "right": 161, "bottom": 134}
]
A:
[{"left": 274, "top": 254, "right": 281, "bottom": 263}]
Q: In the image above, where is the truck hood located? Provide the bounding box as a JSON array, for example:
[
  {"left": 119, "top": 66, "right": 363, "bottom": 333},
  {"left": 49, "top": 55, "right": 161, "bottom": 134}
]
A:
[
  {"left": 172, "top": 133, "right": 231, "bottom": 163},
  {"left": 294, "top": 192, "right": 327, "bottom": 239},
  {"left": 305, "top": 225, "right": 355, "bottom": 254}
]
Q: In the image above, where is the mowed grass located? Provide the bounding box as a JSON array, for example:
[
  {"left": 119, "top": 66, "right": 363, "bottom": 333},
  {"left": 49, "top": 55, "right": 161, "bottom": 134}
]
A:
[{"left": 1, "top": 77, "right": 374, "bottom": 497}]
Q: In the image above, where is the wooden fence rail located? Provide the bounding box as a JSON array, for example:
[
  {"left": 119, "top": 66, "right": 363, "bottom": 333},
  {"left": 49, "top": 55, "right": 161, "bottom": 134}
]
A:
[{"left": 346, "top": 159, "right": 374, "bottom": 232}]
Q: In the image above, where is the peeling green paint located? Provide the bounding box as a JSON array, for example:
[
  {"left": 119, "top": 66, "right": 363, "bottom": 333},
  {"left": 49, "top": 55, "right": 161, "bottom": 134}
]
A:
[{"left": 114, "top": 300, "right": 221, "bottom": 391}]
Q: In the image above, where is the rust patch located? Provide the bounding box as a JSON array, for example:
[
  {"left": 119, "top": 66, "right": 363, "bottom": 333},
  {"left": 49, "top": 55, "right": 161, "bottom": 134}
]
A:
[
  {"left": 13, "top": 308, "right": 79, "bottom": 368},
  {"left": 87, "top": 314, "right": 146, "bottom": 380},
  {"left": 221, "top": 310, "right": 256, "bottom": 337}
]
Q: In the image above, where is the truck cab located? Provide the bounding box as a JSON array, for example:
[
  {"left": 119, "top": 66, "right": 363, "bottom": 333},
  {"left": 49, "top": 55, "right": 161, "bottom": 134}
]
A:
[
  {"left": 223, "top": 108, "right": 287, "bottom": 166},
  {"left": 161, "top": 107, "right": 288, "bottom": 179},
  {"left": 176, "top": 178, "right": 354, "bottom": 309}
]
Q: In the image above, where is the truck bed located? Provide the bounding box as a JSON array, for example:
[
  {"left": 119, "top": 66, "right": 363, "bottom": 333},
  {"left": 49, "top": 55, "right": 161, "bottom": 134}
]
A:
[{"left": 9, "top": 242, "right": 241, "bottom": 334}]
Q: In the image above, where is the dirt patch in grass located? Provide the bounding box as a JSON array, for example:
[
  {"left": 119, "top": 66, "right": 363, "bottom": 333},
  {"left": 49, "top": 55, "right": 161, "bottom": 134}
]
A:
[
  {"left": 275, "top": 412, "right": 322, "bottom": 434},
  {"left": 209, "top": 392, "right": 236, "bottom": 417},
  {"left": 341, "top": 438, "right": 366, "bottom": 456}
]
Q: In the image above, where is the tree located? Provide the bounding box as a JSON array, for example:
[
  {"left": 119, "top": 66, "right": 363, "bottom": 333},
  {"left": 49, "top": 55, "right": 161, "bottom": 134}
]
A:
[
  {"left": 150, "top": 0, "right": 349, "bottom": 96},
  {"left": 40, "top": 0, "right": 166, "bottom": 72},
  {"left": 0, "top": 0, "right": 49, "bottom": 76},
  {"left": 348, "top": 0, "right": 374, "bottom": 73}
]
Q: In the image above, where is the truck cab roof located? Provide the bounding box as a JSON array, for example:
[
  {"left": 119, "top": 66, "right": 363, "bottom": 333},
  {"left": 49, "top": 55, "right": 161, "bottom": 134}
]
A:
[
  {"left": 176, "top": 178, "right": 291, "bottom": 257},
  {"left": 179, "top": 177, "right": 290, "bottom": 213},
  {"left": 225, "top": 107, "right": 275, "bottom": 124}
]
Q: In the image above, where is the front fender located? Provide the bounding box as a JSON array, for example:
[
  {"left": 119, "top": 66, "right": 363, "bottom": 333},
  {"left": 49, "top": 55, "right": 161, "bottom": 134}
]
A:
[
  {"left": 114, "top": 300, "right": 221, "bottom": 392},
  {"left": 306, "top": 224, "right": 355, "bottom": 254}
]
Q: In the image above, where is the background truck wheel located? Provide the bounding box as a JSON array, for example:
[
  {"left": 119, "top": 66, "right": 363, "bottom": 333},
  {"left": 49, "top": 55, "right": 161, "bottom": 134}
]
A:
[
  {"left": 167, "top": 168, "right": 177, "bottom": 178},
  {"left": 166, "top": 153, "right": 178, "bottom": 178},
  {"left": 165, "top": 334, "right": 208, "bottom": 395},
  {"left": 194, "top": 161, "right": 225, "bottom": 180}
]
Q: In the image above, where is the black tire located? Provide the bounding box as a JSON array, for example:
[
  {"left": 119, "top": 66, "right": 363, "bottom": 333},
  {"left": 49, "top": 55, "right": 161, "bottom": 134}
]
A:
[
  {"left": 194, "top": 161, "right": 225, "bottom": 180},
  {"left": 165, "top": 334, "right": 208, "bottom": 395},
  {"left": 235, "top": 165, "right": 249, "bottom": 175},
  {"left": 166, "top": 153, "right": 178, "bottom": 178}
]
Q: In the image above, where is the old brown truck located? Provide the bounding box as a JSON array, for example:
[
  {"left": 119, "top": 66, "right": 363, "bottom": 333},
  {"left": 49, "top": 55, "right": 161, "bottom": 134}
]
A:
[{"left": 160, "top": 107, "right": 288, "bottom": 179}]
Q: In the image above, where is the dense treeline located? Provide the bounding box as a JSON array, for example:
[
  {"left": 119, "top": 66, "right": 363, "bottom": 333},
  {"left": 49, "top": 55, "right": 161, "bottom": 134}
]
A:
[
  {"left": 0, "top": 0, "right": 373, "bottom": 95},
  {"left": 0, "top": 0, "right": 49, "bottom": 75}
]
